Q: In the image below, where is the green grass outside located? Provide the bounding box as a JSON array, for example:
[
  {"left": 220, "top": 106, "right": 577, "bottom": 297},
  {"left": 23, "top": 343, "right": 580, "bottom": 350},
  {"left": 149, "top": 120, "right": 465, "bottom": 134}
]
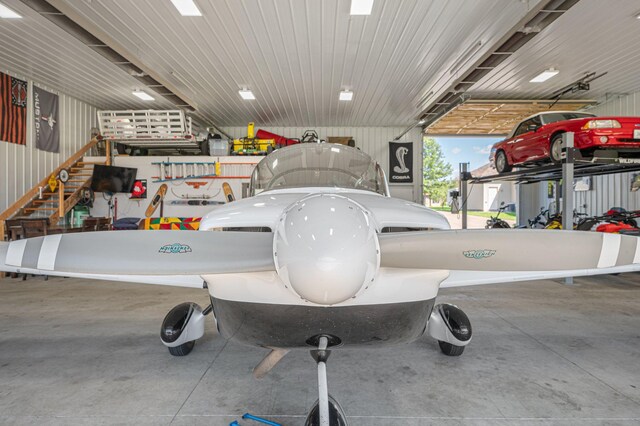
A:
[{"left": 429, "top": 205, "right": 517, "bottom": 221}]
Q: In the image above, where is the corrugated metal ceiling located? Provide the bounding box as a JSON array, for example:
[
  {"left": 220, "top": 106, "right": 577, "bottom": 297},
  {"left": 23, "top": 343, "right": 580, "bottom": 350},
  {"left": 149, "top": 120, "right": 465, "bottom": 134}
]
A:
[
  {"left": 2, "top": 0, "right": 638, "bottom": 128},
  {"left": 1, "top": 0, "right": 543, "bottom": 127},
  {"left": 0, "top": 0, "right": 176, "bottom": 111},
  {"left": 469, "top": 0, "right": 640, "bottom": 102}
]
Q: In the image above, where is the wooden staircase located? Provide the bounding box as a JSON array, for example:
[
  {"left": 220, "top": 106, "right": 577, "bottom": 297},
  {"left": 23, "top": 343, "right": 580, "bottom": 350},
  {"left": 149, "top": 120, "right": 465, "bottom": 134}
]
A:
[{"left": 0, "top": 138, "right": 111, "bottom": 239}]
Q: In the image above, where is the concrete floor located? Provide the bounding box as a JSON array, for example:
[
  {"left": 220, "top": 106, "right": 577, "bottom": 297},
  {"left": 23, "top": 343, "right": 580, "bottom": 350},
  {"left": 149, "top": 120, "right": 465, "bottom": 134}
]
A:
[
  {"left": 439, "top": 211, "right": 516, "bottom": 229},
  {"left": 0, "top": 274, "right": 639, "bottom": 426}
]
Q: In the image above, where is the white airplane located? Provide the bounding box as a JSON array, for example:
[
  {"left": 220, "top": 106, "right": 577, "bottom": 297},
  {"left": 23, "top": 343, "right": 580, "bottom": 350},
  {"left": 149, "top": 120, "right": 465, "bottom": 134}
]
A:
[{"left": 2, "top": 143, "right": 640, "bottom": 425}]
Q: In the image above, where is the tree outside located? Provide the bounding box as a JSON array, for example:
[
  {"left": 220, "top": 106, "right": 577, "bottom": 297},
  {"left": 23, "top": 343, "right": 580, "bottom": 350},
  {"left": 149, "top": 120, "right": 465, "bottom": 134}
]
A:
[{"left": 423, "top": 137, "right": 453, "bottom": 206}]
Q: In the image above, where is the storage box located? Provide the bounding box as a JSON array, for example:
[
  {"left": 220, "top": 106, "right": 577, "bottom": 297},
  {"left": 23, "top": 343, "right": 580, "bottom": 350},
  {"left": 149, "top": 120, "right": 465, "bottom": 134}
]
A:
[{"left": 209, "top": 139, "right": 230, "bottom": 156}]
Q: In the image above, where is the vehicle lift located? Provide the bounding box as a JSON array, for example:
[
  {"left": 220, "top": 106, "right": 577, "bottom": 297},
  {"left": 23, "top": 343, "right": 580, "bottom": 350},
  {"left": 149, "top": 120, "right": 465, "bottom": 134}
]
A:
[{"left": 460, "top": 132, "right": 640, "bottom": 284}]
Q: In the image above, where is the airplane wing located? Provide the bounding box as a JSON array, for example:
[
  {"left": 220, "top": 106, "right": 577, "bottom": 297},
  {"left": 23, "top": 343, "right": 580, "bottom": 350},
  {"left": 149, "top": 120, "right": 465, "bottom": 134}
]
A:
[
  {"left": 0, "top": 231, "right": 275, "bottom": 288},
  {"left": 378, "top": 229, "right": 640, "bottom": 288}
]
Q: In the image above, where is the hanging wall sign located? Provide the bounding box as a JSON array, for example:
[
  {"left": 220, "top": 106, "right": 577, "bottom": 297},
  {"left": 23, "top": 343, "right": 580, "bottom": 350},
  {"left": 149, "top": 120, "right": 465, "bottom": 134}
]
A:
[
  {"left": 0, "top": 72, "right": 28, "bottom": 145},
  {"left": 388, "top": 141, "right": 413, "bottom": 184},
  {"left": 34, "top": 86, "right": 60, "bottom": 153}
]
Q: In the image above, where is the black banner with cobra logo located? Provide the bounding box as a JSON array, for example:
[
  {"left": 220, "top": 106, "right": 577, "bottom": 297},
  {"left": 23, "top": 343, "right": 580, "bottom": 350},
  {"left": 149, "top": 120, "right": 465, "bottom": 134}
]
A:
[
  {"left": 34, "top": 86, "right": 60, "bottom": 153},
  {"left": 389, "top": 141, "right": 413, "bottom": 184}
]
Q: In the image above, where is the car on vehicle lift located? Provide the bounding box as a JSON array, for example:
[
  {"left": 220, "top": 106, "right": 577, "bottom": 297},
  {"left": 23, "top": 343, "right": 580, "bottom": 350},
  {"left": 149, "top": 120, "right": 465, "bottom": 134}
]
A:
[{"left": 490, "top": 111, "right": 640, "bottom": 174}]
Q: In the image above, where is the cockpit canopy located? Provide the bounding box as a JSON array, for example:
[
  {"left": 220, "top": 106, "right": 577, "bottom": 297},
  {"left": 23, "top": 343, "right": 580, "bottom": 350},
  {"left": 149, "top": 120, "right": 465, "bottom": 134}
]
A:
[{"left": 249, "top": 144, "right": 389, "bottom": 196}]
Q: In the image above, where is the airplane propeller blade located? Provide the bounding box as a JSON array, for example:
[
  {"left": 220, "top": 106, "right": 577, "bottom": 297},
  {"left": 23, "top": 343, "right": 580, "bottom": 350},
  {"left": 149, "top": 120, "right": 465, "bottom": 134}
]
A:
[
  {"left": 379, "top": 229, "right": 640, "bottom": 273},
  {"left": 0, "top": 231, "right": 275, "bottom": 278}
]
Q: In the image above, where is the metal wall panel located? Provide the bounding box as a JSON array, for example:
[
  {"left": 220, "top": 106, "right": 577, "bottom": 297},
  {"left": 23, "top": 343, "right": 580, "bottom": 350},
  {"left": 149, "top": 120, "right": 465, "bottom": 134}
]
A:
[
  {"left": 221, "top": 126, "right": 423, "bottom": 203},
  {"left": 0, "top": 70, "right": 97, "bottom": 214}
]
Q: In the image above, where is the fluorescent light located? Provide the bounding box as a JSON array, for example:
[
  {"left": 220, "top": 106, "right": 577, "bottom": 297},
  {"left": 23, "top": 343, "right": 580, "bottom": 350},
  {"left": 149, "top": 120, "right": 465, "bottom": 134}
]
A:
[
  {"left": 170, "top": 0, "right": 202, "bottom": 16},
  {"left": 350, "top": 0, "right": 374, "bottom": 15},
  {"left": 132, "top": 90, "right": 155, "bottom": 101},
  {"left": 239, "top": 89, "right": 255, "bottom": 100},
  {"left": 530, "top": 68, "right": 559, "bottom": 83},
  {"left": 0, "top": 3, "right": 21, "bottom": 18},
  {"left": 339, "top": 90, "right": 353, "bottom": 101}
]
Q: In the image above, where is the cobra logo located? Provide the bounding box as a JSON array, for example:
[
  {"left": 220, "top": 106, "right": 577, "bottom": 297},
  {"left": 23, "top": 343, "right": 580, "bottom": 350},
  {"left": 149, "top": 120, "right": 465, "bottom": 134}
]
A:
[
  {"left": 463, "top": 249, "right": 496, "bottom": 259},
  {"left": 394, "top": 147, "right": 410, "bottom": 173},
  {"left": 159, "top": 243, "right": 192, "bottom": 254}
]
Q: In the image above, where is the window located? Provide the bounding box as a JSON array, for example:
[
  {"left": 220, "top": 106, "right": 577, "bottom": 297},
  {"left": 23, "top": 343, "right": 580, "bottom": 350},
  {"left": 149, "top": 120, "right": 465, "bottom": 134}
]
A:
[
  {"left": 513, "top": 116, "right": 542, "bottom": 137},
  {"left": 541, "top": 112, "right": 595, "bottom": 125}
]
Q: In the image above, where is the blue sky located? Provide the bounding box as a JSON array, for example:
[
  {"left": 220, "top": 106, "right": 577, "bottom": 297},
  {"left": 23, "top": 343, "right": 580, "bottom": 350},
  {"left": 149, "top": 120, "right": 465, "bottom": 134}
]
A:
[{"left": 431, "top": 136, "right": 503, "bottom": 178}]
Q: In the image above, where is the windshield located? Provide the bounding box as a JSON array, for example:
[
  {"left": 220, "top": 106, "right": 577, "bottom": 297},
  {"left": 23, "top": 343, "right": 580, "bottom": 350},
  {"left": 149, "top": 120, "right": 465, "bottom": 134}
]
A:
[
  {"left": 249, "top": 144, "right": 389, "bottom": 196},
  {"left": 541, "top": 112, "right": 595, "bottom": 125}
]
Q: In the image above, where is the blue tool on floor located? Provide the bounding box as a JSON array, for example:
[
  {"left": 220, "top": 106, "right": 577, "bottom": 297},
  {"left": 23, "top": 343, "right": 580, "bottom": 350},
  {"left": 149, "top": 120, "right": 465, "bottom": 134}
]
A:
[
  {"left": 242, "top": 413, "right": 282, "bottom": 426},
  {"left": 229, "top": 422, "right": 239, "bottom": 426}
]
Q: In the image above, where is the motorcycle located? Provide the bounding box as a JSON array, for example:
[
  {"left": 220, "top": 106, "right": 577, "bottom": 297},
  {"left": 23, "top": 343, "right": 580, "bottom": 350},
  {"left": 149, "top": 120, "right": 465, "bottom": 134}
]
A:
[
  {"left": 527, "top": 207, "right": 549, "bottom": 229},
  {"left": 485, "top": 203, "right": 511, "bottom": 229}
]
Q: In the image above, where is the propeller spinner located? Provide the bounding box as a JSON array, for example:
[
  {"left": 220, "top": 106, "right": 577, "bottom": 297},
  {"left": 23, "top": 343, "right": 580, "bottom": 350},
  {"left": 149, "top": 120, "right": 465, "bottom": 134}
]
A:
[{"left": 273, "top": 194, "right": 380, "bottom": 305}]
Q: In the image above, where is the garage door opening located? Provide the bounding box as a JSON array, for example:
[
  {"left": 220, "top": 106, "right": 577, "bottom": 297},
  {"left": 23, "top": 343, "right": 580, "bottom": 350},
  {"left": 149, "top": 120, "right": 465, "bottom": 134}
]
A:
[{"left": 423, "top": 135, "right": 514, "bottom": 229}]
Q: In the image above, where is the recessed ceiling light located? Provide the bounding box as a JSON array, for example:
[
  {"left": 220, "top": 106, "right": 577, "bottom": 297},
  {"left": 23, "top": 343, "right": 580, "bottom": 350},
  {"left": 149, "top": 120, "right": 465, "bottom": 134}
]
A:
[
  {"left": 239, "top": 89, "right": 255, "bottom": 100},
  {"left": 350, "top": 0, "right": 374, "bottom": 15},
  {"left": 132, "top": 90, "right": 155, "bottom": 101},
  {"left": 0, "top": 3, "right": 22, "bottom": 18},
  {"left": 339, "top": 90, "right": 353, "bottom": 101},
  {"left": 170, "top": 0, "right": 202, "bottom": 17},
  {"left": 530, "top": 68, "right": 559, "bottom": 83},
  {"left": 636, "top": 12, "right": 640, "bottom": 19}
]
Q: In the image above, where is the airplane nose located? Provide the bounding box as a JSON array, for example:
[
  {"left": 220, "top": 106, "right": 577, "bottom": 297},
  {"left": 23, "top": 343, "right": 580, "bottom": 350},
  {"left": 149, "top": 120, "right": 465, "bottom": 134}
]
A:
[{"left": 273, "top": 194, "right": 380, "bottom": 305}]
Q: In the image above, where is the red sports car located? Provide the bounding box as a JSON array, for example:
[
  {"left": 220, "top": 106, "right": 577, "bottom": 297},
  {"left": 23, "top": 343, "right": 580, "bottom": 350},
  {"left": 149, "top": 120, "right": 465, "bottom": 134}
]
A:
[{"left": 490, "top": 111, "right": 640, "bottom": 173}]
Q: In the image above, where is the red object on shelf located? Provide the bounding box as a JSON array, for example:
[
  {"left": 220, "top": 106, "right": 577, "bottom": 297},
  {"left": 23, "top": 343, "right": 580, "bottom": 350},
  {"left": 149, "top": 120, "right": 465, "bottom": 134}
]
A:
[{"left": 256, "top": 129, "right": 299, "bottom": 147}]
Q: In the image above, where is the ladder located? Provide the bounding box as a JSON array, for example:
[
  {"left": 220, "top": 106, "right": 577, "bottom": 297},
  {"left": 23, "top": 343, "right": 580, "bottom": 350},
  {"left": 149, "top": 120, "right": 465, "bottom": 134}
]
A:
[{"left": 152, "top": 161, "right": 220, "bottom": 183}]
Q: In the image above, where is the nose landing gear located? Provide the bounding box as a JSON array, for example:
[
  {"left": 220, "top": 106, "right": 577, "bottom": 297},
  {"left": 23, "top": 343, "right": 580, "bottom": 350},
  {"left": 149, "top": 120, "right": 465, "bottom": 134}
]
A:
[{"left": 305, "top": 335, "right": 348, "bottom": 426}]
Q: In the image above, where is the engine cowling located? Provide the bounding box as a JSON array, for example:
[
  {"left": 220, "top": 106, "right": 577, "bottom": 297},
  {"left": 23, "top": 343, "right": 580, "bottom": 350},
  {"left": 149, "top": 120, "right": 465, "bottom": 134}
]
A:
[{"left": 273, "top": 194, "right": 379, "bottom": 305}]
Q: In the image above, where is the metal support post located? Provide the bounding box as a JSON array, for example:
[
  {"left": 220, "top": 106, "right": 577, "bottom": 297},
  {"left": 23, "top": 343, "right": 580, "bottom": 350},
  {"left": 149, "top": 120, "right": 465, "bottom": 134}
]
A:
[
  {"left": 316, "top": 336, "right": 330, "bottom": 426},
  {"left": 554, "top": 180, "right": 561, "bottom": 216},
  {"left": 562, "top": 132, "right": 575, "bottom": 285},
  {"left": 460, "top": 163, "right": 468, "bottom": 230}
]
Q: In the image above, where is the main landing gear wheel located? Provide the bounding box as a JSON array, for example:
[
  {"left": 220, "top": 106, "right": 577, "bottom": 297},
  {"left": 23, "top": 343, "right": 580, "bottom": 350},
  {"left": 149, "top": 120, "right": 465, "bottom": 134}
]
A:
[
  {"left": 168, "top": 340, "right": 195, "bottom": 356},
  {"left": 550, "top": 134, "right": 565, "bottom": 164},
  {"left": 428, "top": 303, "right": 472, "bottom": 357},
  {"left": 160, "top": 302, "right": 212, "bottom": 357},
  {"left": 495, "top": 150, "right": 511, "bottom": 173},
  {"left": 438, "top": 340, "right": 465, "bottom": 356}
]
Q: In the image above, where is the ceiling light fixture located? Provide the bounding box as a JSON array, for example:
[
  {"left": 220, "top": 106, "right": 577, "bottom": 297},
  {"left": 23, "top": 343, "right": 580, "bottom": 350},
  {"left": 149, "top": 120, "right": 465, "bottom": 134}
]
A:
[
  {"left": 239, "top": 89, "right": 255, "bottom": 100},
  {"left": 636, "top": 12, "right": 640, "bottom": 19},
  {"left": 530, "top": 68, "right": 559, "bottom": 83},
  {"left": 418, "top": 119, "right": 426, "bottom": 125},
  {"left": 339, "top": 90, "right": 353, "bottom": 101},
  {"left": 132, "top": 90, "right": 155, "bottom": 101},
  {"left": 0, "top": 2, "right": 21, "bottom": 18},
  {"left": 170, "top": 0, "right": 202, "bottom": 17},
  {"left": 350, "top": 0, "right": 374, "bottom": 15}
]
